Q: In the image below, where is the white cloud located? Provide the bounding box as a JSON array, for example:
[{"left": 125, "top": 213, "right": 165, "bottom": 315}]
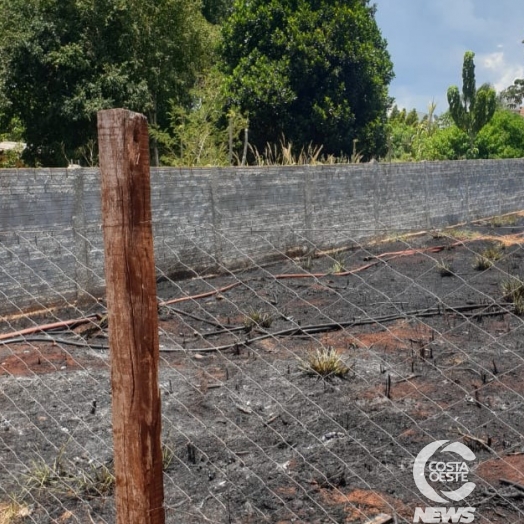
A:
[
  {"left": 374, "top": 0, "right": 524, "bottom": 112},
  {"left": 477, "top": 51, "right": 524, "bottom": 92}
]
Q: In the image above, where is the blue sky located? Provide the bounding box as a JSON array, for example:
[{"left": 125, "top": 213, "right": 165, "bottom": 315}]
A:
[{"left": 373, "top": 0, "right": 524, "bottom": 115}]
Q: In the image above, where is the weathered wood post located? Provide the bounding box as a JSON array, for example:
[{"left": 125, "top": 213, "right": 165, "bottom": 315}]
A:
[{"left": 97, "top": 109, "right": 165, "bottom": 524}]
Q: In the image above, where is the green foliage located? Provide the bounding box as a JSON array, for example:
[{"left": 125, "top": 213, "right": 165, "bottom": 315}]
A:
[
  {"left": 405, "top": 109, "right": 419, "bottom": 127},
  {"left": 0, "top": 145, "right": 25, "bottom": 168},
  {"left": 0, "top": 115, "right": 25, "bottom": 167},
  {"left": 0, "top": 115, "right": 24, "bottom": 142},
  {"left": 385, "top": 120, "right": 415, "bottom": 161},
  {"left": 201, "top": 0, "right": 233, "bottom": 24},
  {"left": 220, "top": 0, "right": 394, "bottom": 160},
  {"left": 417, "top": 125, "right": 470, "bottom": 160},
  {"left": 416, "top": 109, "right": 524, "bottom": 161},
  {"left": 499, "top": 79, "right": 524, "bottom": 110},
  {"left": 476, "top": 110, "right": 524, "bottom": 159},
  {"left": 447, "top": 51, "right": 496, "bottom": 155},
  {"left": 0, "top": 0, "right": 215, "bottom": 166},
  {"left": 154, "top": 70, "right": 246, "bottom": 166},
  {"left": 385, "top": 102, "right": 440, "bottom": 161}
]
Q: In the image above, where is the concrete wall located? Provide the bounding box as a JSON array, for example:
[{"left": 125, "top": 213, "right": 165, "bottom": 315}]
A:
[{"left": 1, "top": 159, "right": 524, "bottom": 315}]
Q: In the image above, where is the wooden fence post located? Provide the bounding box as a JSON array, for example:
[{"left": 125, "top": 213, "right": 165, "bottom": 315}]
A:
[{"left": 97, "top": 109, "right": 165, "bottom": 524}]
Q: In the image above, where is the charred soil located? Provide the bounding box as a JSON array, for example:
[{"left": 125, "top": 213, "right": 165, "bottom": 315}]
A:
[{"left": 2, "top": 217, "right": 524, "bottom": 523}]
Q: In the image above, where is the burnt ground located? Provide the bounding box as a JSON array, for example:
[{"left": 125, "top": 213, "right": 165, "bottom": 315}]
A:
[{"left": 2, "top": 215, "right": 524, "bottom": 523}]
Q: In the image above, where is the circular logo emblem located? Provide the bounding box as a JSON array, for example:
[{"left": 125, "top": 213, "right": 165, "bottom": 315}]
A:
[{"left": 413, "top": 440, "right": 476, "bottom": 503}]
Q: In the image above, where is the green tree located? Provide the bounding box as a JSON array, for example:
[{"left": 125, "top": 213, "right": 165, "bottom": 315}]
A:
[
  {"left": 413, "top": 109, "right": 524, "bottom": 161},
  {"left": 0, "top": 114, "right": 25, "bottom": 167},
  {"left": 154, "top": 69, "right": 247, "bottom": 166},
  {"left": 499, "top": 79, "right": 524, "bottom": 110},
  {"left": 0, "top": 0, "right": 214, "bottom": 166},
  {"left": 405, "top": 109, "right": 419, "bottom": 127},
  {"left": 385, "top": 119, "right": 416, "bottom": 161},
  {"left": 417, "top": 126, "right": 470, "bottom": 160},
  {"left": 499, "top": 38, "right": 524, "bottom": 110},
  {"left": 389, "top": 104, "right": 401, "bottom": 122},
  {"left": 220, "top": 0, "right": 394, "bottom": 159},
  {"left": 385, "top": 102, "right": 438, "bottom": 161},
  {"left": 447, "top": 51, "right": 496, "bottom": 156},
  {"left": 476, "top": 109, "right": 524, "bottom": 158},
  {"left": 201, "top": 0, "right": 233, "bottom": 24}
]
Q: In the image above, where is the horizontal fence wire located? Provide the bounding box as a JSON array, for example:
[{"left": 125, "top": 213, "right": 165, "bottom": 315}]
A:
[{"left": 1, "top": 211, "right": 524, "bottom": 523}]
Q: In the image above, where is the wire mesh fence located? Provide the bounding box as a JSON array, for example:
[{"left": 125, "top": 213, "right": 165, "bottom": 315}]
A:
[{"left": 2, "top": 210, "right": 524, "bottom": 523}]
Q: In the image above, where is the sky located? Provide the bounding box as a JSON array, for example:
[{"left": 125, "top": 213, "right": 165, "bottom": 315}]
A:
[{"left": 373, "top": 0, "right": 524, "bottom": 115}]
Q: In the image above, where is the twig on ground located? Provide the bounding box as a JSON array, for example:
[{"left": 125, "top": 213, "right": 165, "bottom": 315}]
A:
[
  {"left": 456, "top": 428, "right": 493, "bottom": 452},
  {"left": 264, "top": 413, "right": 280, "bottom": 425},
  {"left": 158, "top": 282, "right": 241, "bottom": 306},
  {"left": 165, "top": 305, "right": 240, "bottom": 330},
  {"left": 500, "top": 478, "right": 524, "bottom": 492},
  {"left": 235, "top": 403, "right": 253, "bottom": 415},
  {"left": 394, "top": 374, "right": 419, "bottom": 384}
]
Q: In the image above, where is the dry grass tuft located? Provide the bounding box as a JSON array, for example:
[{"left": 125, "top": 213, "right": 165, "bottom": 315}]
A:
[
  {"left": 501, "top": 277, "right": 524, "bottom": 315},
  {"left": 76, "top": 463, "right": 115, "bottom": 497},
  {"left": 436, "top": 260, "right": 454, "bottom": 277},
  {"left": 443, "top": 228, "right": 481, "bottom": 241},
  {"left": 162, "top": 444, "right": 175, "bottom": 471},
  {"left": 0, "top": 500, "right": 32, "bottom": 524},
  {"left": 22, "top": 445, "right": 115, "bottom": 500},
  {"left": 330, "top": 253, "right": 347, "bottom": 274},
  {"left": 244, "top": 309, "right": 273, "bottom": 332},
  {"left": 249, "top": 137, "right": 323, "bottom": 166},
  {"left": 298, "top": 346, "right": 351, "bottom": 379},
  {"left": 473, "top": 244, "right": 504, "bottom": 270},
  {"left": 490, "top": 214, "right": 518, "bottom": 227},
  {"left": 248, "top": 135, "right": 363, "bottom": 166}
]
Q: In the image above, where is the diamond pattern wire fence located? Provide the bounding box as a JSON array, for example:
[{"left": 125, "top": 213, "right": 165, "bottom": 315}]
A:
[{"left": 2, "top": 182, "right": 524, "bottom": 523}]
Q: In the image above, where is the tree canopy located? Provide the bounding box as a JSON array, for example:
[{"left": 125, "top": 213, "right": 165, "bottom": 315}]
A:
[
  {"left": 500, "top": 79, "right": 524, "bottom": 110},
  {"left": 0, "top": 0, "right": 214, "bottom": 165},
  {"left": 499, "top": 38, "right": 524, "bottom": 110},
  {"left": 219, "top": 0, "right": 394, "bottom": 160},
  {"left": 3, "top": 0, "right": 522, "bottom": 167},
  {"left": 447, "top": 51, "right": 496, "bottom": 155},
  {"left": 389, "top": 109, "right": 524, "bottom": 161}
]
